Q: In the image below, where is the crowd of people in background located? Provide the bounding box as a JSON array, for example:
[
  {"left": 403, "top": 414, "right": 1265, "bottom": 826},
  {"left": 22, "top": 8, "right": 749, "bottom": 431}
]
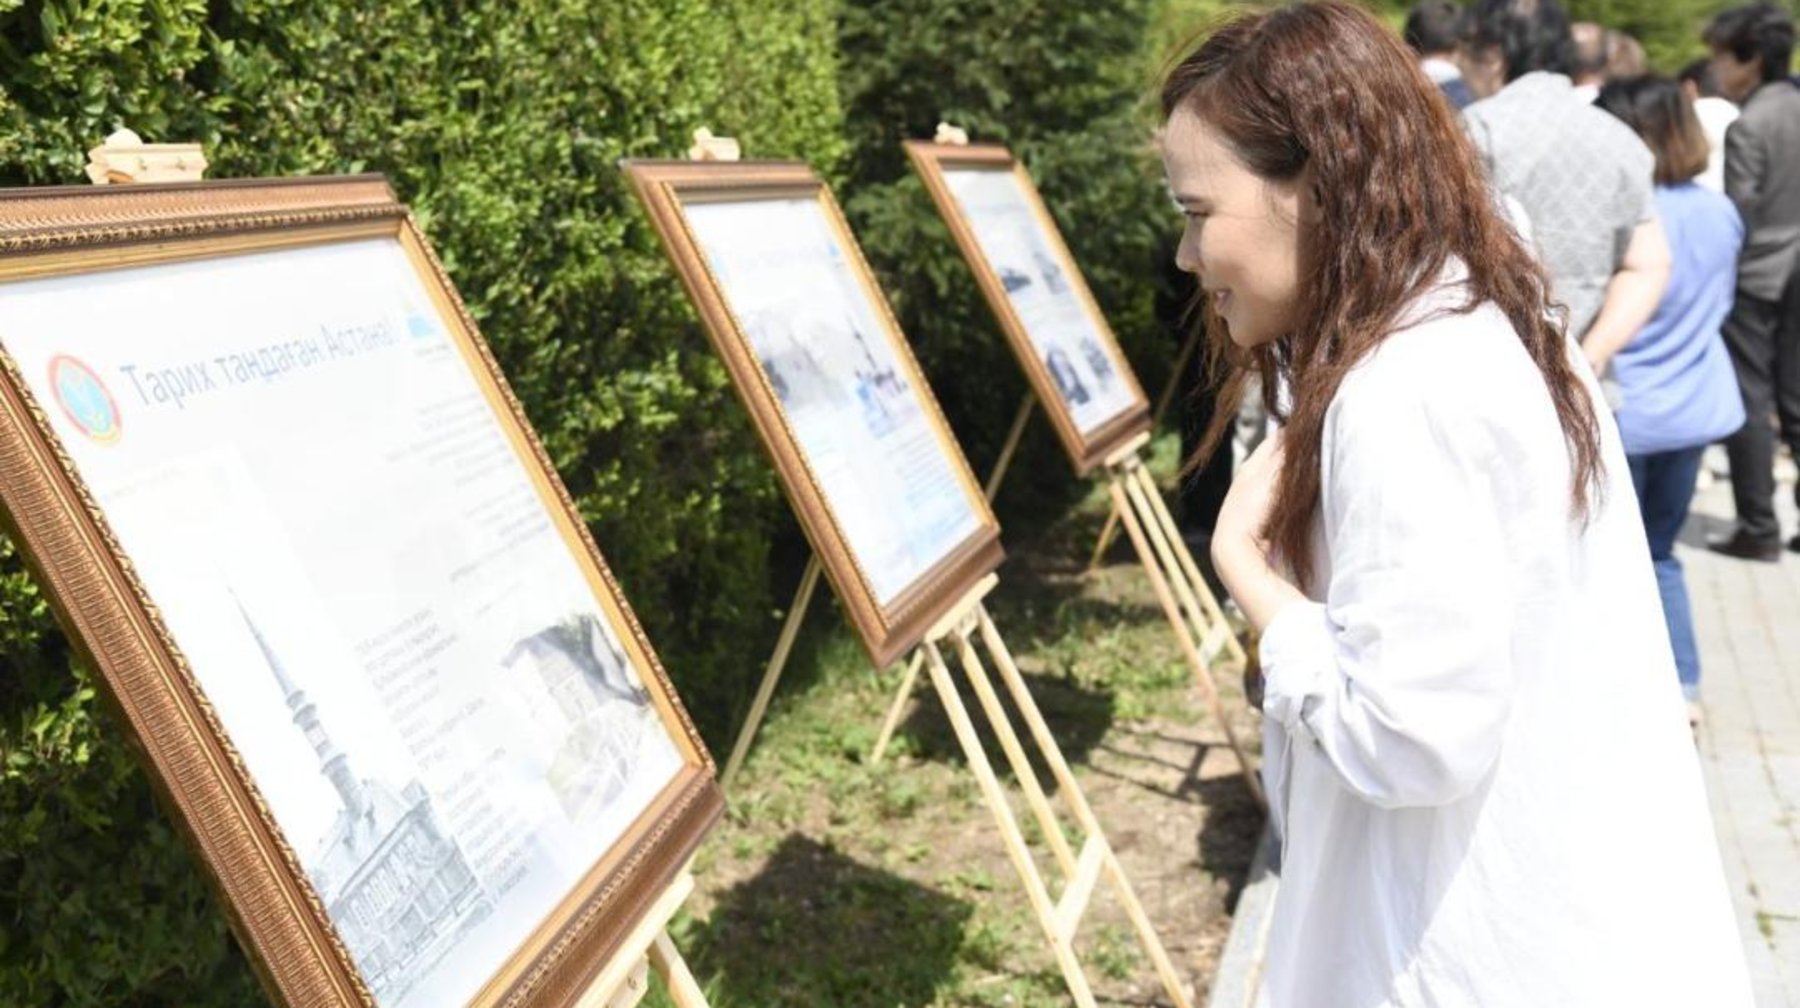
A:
[{"left": 1399, "top": 0, "right": 1799, "bottom": 726}]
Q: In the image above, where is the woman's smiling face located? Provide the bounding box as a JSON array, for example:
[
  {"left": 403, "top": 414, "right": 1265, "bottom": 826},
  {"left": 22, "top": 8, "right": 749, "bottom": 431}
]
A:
[{"left": 1161, "top": 105, "right": 1310, "bottom": 350}]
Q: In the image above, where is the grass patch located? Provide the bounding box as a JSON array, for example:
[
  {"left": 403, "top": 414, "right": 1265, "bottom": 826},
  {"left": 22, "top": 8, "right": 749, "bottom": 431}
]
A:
[{"left": 645, "top": 436, "right": 1262, "bottom": 1007}]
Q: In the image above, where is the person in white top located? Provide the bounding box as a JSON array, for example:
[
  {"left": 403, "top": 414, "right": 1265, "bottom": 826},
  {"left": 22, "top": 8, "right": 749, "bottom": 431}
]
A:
[
  {"left": 1159, "top": 3, "right": 1753, "bottom": 1006},
  {"left": 1680, "top": 58, "right": 1743, "bottom": 193}
]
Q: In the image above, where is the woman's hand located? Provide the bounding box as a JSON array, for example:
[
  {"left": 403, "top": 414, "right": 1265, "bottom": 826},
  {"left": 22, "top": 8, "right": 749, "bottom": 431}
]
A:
[{"left": 1211, "top": 431, "right": 1306, "bottom": 631}]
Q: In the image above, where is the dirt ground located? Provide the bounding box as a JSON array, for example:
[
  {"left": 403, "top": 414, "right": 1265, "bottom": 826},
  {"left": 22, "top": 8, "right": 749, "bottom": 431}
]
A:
[{"left": 659, "top": 492, "right": 1266, "bottom": 1008}]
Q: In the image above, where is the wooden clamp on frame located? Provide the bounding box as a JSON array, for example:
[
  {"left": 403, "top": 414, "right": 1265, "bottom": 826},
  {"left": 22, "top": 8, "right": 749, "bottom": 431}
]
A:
[
  {"left": 571, "top": 871, "right": 712, "bottom": 1008},
  {"left": 85, "top": 128, "right": 207, "bottom": 185},
  {"left": 913, "top": 573, "right": 1196, "bottom": 1008},
  {"left": 686, "top": 127, "right": 742, "bottom": 163}
]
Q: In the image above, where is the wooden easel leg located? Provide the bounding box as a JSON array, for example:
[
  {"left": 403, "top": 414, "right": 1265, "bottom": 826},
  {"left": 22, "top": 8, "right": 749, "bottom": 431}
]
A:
[
  {"left": 1089, "top": 326, "right": 1201, "bottom": 575},
  {"left": 983, "top": 393, "right": 1037, "bottom": 502},
  {"left": 721, "top": 558, "right": 824, "bottom": 790},
  {"left": 649, "top": 931, "right": 710, "bottom": 1008},
  {"left": 1118, "top": 461, "right": 1216, "bottom": 656},
  {"left": 868, "top": 648, "right": 924, "bottom": 764},
  {"left": 966, "top": 605, "right": 1196, "bottom": 1008},
  {"left": 951, "top": 627, "right": 1079, "bottom": 876},
  {"left": 921, "top": 640, "right": 1100, "bottom": 1008},
  {"left": 1128, "top": 462, "right": 1248, "bottom": 668},
  {"left": 1105, "top": 473, "right": 1266, "bottom": 810},
  {"left": 1086, "top": 507, "right": 1123, "bottom": 574},
  {"left": 1151, "top": 328, "right": 1203, "bottom": 432},
  {"left": 576, "top": 875, "right": 710, "bottom": 1008}
]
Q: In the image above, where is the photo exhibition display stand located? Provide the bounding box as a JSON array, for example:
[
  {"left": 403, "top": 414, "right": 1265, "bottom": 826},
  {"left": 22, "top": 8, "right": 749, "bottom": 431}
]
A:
[
  {"left": 901, "top": 131, "right": 1260, "bottom": 806},
  {"left": 712, "top": 129, "right": 1262, "bottom": 813},
  {"left": 0, "top": 136, "right": 718, "bottom": 1008},
  {"left": 626, "top": 137, "right": 1196, "bottom": 1008}
]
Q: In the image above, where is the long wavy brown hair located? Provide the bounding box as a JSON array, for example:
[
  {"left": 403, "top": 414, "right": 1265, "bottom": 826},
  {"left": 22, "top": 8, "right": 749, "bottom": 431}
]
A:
[{"left": 1161, "top": 0, "right": 1603, "bottom": 588}]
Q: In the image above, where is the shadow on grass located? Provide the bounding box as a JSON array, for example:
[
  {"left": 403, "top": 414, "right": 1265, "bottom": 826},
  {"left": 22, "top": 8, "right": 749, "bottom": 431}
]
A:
[
  {"left": 1079, "top": 719, "right": 1265, "bottom": 909},
  {"left": 885, "top": 663, "right": 1117, "bottom": 771},
  {"left": 681, "top": 834, "right": 973, "bottom": 1007},
  {"left": 1193, "top": 774, "right": 1265, "bottom": 911}
]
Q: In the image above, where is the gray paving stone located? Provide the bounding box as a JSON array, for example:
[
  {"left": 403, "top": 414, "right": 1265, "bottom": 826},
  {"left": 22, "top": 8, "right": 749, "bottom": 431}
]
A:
[{"left": 1686, "top": 475, "right": 1800, "bottom": 1008}]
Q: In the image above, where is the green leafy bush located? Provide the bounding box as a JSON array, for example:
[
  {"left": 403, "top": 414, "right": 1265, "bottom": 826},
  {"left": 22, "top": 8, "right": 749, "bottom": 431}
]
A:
[
  {"left": 837, "top": 0, "right": 1185, "bottom": 519},
  {"left": 0, "top": 1, "right": 841, "bottom": 1003},
  {"left": 0, "top": 0, "right": 1198, "bottom": 1001}
]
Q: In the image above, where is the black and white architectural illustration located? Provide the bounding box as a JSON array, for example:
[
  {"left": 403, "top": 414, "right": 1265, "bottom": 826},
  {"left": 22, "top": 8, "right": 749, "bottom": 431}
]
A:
[
  {"left": 502, "top": 612, "right": 661, "bottom": 825},
  {"left": 241, "top": 600, "right": 489, "bottom": 1006}
]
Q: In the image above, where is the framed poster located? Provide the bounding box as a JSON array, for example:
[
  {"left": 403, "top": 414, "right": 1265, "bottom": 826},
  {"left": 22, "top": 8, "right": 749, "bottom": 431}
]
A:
[
  {"left": 622, "top": 160, "right": 1002, "bottom": 667},
  {"left": 904, "top": 142, "right": 1151, "bottom": 475},
  {"left": 0, "top": 177, "right": 722, "bottom": 1008}
]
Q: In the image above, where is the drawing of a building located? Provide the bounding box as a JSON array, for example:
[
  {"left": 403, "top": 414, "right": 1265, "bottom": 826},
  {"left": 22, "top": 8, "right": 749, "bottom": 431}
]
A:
[
  {"left": 502, "top": 613, "right": 654, "bottom": 824},
  {"left": 241, "top": 601, "right": 488, "bottom": 1006}
]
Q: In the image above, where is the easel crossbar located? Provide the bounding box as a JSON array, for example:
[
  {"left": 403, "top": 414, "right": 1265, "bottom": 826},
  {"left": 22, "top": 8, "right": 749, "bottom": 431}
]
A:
[
  {"left": 1054, "top": 835, "right": 1108, "bottom": 944},
  {"left": 913, "top": 577, "right": 1195, "bottom": 1008}
]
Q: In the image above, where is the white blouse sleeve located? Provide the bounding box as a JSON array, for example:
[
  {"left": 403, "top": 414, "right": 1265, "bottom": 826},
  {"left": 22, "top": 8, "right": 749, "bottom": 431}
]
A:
[{"left": 1258, "top": 377, "right": 1516, "bottom": 809}]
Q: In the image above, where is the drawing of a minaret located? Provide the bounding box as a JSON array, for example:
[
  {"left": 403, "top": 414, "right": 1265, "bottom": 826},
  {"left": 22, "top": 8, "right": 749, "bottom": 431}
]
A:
[{"left": 237, "top": 597, "right": 367, "bottom": 820}]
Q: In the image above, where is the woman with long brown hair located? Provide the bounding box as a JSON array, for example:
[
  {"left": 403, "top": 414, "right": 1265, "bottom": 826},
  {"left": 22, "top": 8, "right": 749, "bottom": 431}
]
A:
[{"left": 1160, "top": 3, "right": 1752, "bottom": 1004}]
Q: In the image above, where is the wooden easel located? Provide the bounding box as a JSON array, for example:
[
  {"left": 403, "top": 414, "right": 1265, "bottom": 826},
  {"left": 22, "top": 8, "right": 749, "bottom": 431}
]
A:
[
  {"left": 1086, "top": 325, "right": 1202, "bottom": 571},
  {"left": 715, "top": 125, "right": 1254, "bottom": 805},
  {"left": 1096, "top": 432, "right": 1259, "bottom": 805},
  {"left": 866, "top": 411, "right": 1262, "bottom": 808},
  {"left": 86, "top": 132, "right": 719, "bottom": 1008},
  {"left": 719, "top": 391, "right": 1029, "bottom": 788},
  {"left": 571, "top": 873, "right": 713, "bottom": 1008},
  {"left": 913, "top": 572, "right": 1195, "bottom": 1008},
  {"left": 720, "top": 334, "right": 1247, "bottom": 803}
]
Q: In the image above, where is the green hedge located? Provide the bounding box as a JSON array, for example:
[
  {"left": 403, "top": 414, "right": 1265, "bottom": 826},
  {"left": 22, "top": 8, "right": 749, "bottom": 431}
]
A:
[
  {"left": 838, "top": 0, "right": 1185, "bottom": 518},
  {"left": 0, "top": 0, "right": 1189, "bottom": 1002},
  {"left": 0, "top": 2, "right": 842, "bottom": 1003}
]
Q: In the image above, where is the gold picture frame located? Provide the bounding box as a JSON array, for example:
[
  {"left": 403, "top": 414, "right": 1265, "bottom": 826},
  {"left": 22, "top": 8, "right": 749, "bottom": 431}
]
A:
[
  {"left": 904, "top": 142, "right": 1151, "bottom": 475},
  {"left": 0, "top": 176, "right": 722, "bottom": 1008},
  {"left": 623, "top": 160, "right": 1003, "bottom": 668}
]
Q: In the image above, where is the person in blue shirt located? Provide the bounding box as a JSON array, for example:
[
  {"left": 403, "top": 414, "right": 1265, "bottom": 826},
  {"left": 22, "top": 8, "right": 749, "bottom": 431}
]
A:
[{"left": 1596, "top": 75, "right": 1746, "bottom": 723}]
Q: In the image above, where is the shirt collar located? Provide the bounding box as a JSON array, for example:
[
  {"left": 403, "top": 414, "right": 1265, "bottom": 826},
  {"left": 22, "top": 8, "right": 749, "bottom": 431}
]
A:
[
  {"left": 1420, "top": 57, "right": 1462, "bottom": 84},
  {"left": 1393, "top": 258, "right": 1475, "bottom": 332},
  {"left": 1498, "top": 71, "right": 1575, "bottom": 101}
]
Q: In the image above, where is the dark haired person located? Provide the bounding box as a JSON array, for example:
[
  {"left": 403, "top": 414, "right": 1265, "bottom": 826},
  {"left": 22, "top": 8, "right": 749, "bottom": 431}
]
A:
[
  {"left": 1462, "top": 0, "right": 1671, "bottom": 388},
  {"left": 1680, "top": 58, "right": 1742, "bottom": 192},
  {"left": 1570, "top": 20, "right": 1608, "bottom": 102},
  {"left": 1160, "top": 3, "right": 1751, "bottom": 1004},
  {"left": 1704, "top": 2, "right": 1800, "bottom": 560},
  {"left": 1404, "top": 1, "right": 1474, "bottom": 109},
  {"left": 1596, "top": 76, "right": 1747, "bottom": 727}
]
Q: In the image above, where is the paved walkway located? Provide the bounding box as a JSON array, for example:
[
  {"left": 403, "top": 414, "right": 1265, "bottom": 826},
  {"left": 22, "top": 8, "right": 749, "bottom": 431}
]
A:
[{"left": 1686, "top": 462, "right": 1800, "bottom": 1007}]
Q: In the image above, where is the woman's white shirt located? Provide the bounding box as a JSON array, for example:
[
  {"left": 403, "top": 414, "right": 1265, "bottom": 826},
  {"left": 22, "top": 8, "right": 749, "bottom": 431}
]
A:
[
  {"left": 1693, "top": 95, "right": 1740, "bottom": 194},
  {"left": 1255, "top": 275, "right": 1752, "bottom": 1007}
]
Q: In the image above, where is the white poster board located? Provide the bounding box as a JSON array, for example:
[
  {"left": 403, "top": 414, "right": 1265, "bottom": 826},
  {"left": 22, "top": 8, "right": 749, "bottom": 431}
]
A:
[
  {"left": 0, "top": 237, "right": 689, "bottom": 1008},
  {"left": 683, "top": 198, "right": 985, "bottom": 607}
]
